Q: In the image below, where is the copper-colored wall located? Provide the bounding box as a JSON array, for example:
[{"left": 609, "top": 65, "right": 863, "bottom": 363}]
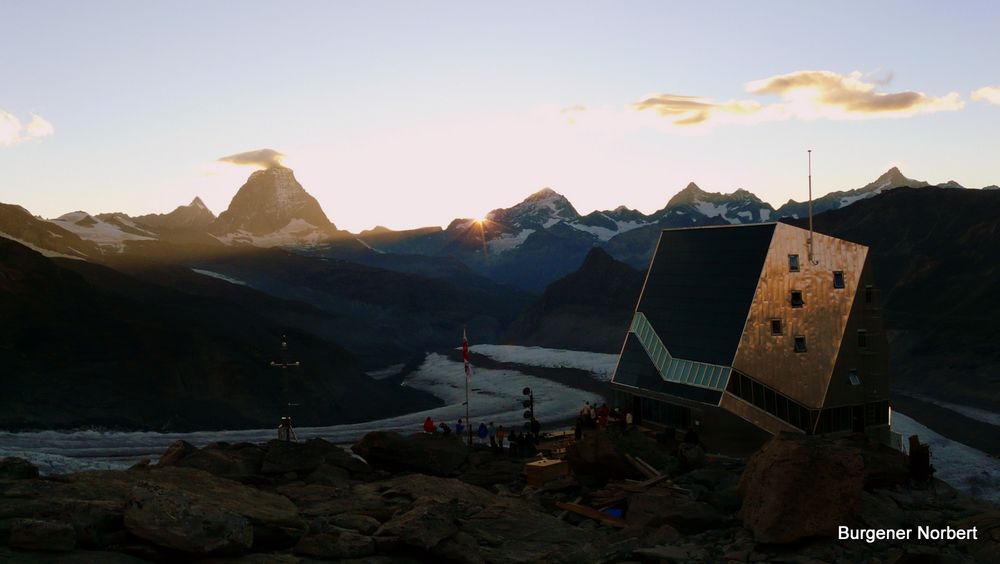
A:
[
  {"left": 731, "top": 223, "right": 868, "bottom": 409},
  {"left": 822, "top": 258, "right": 890, "bottom": 409}
]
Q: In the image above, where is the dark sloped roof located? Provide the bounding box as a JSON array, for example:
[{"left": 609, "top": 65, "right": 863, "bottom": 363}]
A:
[
  {"left": 612, "top": 334, "right": 723, "bottom": 404},
  {"left": 637, "top": 224, "right": 775, "bottom": 366}
]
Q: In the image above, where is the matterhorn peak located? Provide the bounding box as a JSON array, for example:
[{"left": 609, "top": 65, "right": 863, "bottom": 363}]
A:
[{"left": 214, "top": 166, "right": 333, "bottom": 236}]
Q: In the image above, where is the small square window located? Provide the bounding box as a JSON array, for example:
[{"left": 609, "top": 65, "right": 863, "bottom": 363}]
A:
[
  {"left": 788, "top": 254, "right": 800, "bottom": 272},
  {"left": 857, "top": 330, "right": 868, "bottom": 348},
  {"left": 833, "top": 271, "right": 845, "bottom": 289},
  {"left": 770, "top": 319, "right": 783, "bottom": 335},
  {"left": 848, "top": 370, "right": 861, "bottom": 386},
  {"left": 791, "top": 290, "right": 804, "bottom": 308},
  {"left": 794, "top": 336, "right": 807, "bottom": 353}
]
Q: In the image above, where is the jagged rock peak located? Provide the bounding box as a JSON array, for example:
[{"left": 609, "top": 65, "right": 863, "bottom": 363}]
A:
[{"left": 214, "top": 166, "right": 333, "bottom": 235}]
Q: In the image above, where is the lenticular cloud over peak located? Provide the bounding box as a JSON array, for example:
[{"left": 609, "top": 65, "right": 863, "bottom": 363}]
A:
[{"left": 217, "top": 148, "right": 286, "bottom": 169}]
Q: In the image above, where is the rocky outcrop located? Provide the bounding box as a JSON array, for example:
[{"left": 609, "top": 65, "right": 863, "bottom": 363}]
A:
[
  {"left": 157, "top": 438, "right": 371, "bottom": 485},
  {"left": 738, "top": 433, "right": 867, "bottom": 543},
  {"left": 0, "top": 457, "right": 39, "bottom": 481},
  {"left": 352, "top": 431, "right": 469, "bottom": 476},
  {"left": 0, "top": 432, "right": 991, "bottom": 563}
]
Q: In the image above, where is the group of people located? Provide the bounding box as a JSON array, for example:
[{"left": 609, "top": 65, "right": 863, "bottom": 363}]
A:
[
  {"left": 574, "top": 401, "right": 633, "bottom": 439},
  {"left": 422, "top": 416, "right": 541, "bottom": 457}
]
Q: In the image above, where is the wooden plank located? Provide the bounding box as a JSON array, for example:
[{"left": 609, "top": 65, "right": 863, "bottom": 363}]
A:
[
  {"left": 634, "top": 456, "right": 662, "bottom": 477},
  {"left": 554, "top": 502, "right": 627, "bottom": 528},
  {"left": 556, "top": 496, "right": 583, "bottom": 521},
  {"left": 624, "top": 453, "right": 657, "bottom": 479}
]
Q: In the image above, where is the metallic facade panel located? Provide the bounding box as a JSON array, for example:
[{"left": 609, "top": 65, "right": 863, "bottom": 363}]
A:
[
  {"left": 731, "top": 223, "right": 868, "bottom": 409},
  {"left": 620, "top": 311, "right": 731, "bottom": 393}
]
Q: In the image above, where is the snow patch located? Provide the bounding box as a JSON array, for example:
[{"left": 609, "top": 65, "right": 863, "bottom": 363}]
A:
[
  {"left": 469, "top": 344, "right": 619, "bottom": 381},
  {"left": 0, "top": 353, "right": 597, "bottom": 472},
  {"left": 760, "top": 209, "right": 771, "bottom": 221},
  {"left": 568, "top": 219, "right": 648, "bottom": 242},
  {"left": 48, "top": 213, "right": 156, "bottom": 250},
  {"left": 0, "top": 232, "right": 87, "bottom": 260},
  {"left": 892, "top": 411, "right": 1000, "bottom": 504},
  {"left": 692, "top": 201, "right": 740, "bottom": 224},
  {"left": 191, "top": 268, "right": 248, "bottom": 286},
  {"left": 487, "top": 228, "right": 534, "bottom": 254},
  {"left": 216, "top": 218, "right": 327, "bottom": 247}
]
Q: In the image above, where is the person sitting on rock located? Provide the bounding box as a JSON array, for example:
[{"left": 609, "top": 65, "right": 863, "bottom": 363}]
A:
[
  {"left": 423, "top": 416, "right": 436, "bottom": 434},
  {"left": 438, "top": 421, "right": 452, "bottom": 436}
]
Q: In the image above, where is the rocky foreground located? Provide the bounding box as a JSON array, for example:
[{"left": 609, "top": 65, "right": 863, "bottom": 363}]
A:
[{"left": 0, "top": 429, "right": 997, "bottom": 563}]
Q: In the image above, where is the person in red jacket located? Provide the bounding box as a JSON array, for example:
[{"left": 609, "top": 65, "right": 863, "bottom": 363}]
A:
[{"left": 423, "top": 416, "right": 436, "bottom": 434}]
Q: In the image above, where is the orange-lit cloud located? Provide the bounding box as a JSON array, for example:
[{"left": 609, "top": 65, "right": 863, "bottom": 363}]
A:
[
  {"left": 633, "top": 94, "right": 762, "bottom": 125},
  {"left": 971, "top": 85, "right": 1000, "bottom": 105},
  {"left": 218, "top": 148, "right": 285, "bottom": 168},
  {"left": 747, "top": 70, "right": 962, "bottom": 115},
  {"left": 0, "top": 111, "right": 54, "bottom": 146},
  {"left": 634, "top": 70, "right": 963, "bottom": 127}
]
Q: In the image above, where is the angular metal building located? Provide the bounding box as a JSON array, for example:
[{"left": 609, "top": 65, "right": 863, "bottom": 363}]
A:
[{"left": 610, "top": 223, "right": 890, "bottom": 450}]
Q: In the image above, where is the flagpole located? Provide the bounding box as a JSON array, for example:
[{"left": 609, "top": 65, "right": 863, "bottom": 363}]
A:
[{"left": 464, "top": 328, "right": 472, "bottom": 448}]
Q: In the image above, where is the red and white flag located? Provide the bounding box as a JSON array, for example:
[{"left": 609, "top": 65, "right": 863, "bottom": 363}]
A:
[{"left": 462, "top": 329, "right": 472, "bottom": 380}]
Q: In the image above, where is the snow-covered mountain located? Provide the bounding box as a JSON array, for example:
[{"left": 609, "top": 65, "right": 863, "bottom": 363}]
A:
[
  {"left": 774, "top": 166, "right": 929, "bottom": 219},
  {"left": 654, "top": 182, "right": 775, "bottom": 224},
  {"left": 48, "top": 211, "right": 158, "bottom": 252}
]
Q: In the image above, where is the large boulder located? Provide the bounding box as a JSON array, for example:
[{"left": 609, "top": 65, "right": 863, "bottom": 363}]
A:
[
  {"left": 0, "top": 457, "right": 40, "bottom": 481},
  {"left": 157, "top": 441, "right": 266, "bottom": 483},
  {"left": 564, "top": 431, "right": 635, "bottom": 486},
  {"left": 124, "top": 484, "right": 254, "bottom": 555},
  {"left": 738, "top": 433, "right": 865, "bottom": 544},
  {"left": 352, "top": 432, "right": 469, "bottom": 476}
]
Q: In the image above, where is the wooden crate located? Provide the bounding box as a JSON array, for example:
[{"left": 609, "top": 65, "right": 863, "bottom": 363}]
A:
[{"left": 525, "top": 458, "right": 570, "bottom": 486}]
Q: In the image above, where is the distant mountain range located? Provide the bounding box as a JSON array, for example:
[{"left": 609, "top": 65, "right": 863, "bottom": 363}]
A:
[{"left": 1, "top": 163, "right": 998, "bottom": 429}]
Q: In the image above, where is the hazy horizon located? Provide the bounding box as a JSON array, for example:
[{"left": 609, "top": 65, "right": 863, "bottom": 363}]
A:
[{"left": 3, "top": 0, "right": 999, "bottom": 231}]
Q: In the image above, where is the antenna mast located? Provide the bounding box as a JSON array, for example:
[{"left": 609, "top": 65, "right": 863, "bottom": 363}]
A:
[
  {"left": 807, "top": 149, "right": 816, "bottom": 264},
  {"left": 270, "top": 334, "right": 301, "bottom": 441}
]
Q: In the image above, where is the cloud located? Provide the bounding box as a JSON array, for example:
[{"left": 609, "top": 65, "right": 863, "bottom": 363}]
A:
[
  {"left": 633, "top": 70, "right": 963, "bottom": 127},
  {"left": 747, "top": 70, "right": 962, "bottom": 115},
  {"left": 560, "top": 104, "right": 588, "bottom": 125},
  {"left": 633, "top": 94, "right": 762, "bottom": 125},
  {"left": 0, "top": 111, "right": 54, "bottom": 146},
  {"left": 217, "top": 148, "right": 285, "bottom": 168},
  {"left": 971, "top": 85, "right": 1000, "bottom": 105}
]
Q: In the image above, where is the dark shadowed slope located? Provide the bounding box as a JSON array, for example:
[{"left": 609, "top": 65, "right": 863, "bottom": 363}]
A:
[
  {"left": 0, "top": 238, "right": 438, "bottom": 431},
  {"left": 504, "top": 248, "right": 645, "bottom": 353},
  {"left": 788, "top": 187, "right": 1000, "bottom": 410}
]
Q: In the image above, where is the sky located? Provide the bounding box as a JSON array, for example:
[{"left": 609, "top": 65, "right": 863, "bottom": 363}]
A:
[{"left": 2, "top": 0, "right": 999, "bottom": 232}]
